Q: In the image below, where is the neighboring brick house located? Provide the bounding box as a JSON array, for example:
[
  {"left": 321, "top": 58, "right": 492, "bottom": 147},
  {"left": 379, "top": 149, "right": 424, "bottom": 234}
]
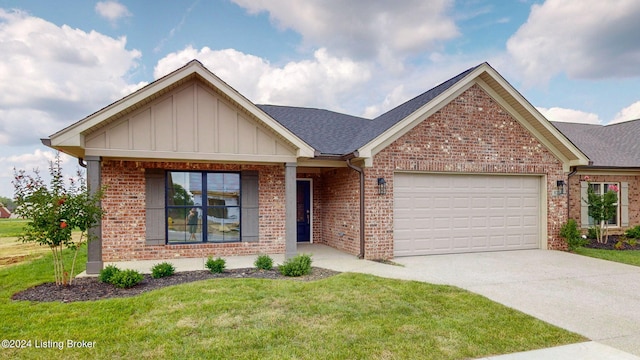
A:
[
  {"left": 552, "top": 121, "right": 640, "bottom": 234},
  {"left": 0, "top": 204, "right": 11, "bottom": 218},
  {"left": 44, "top": 60, "right": 589, "bottom": 274}
]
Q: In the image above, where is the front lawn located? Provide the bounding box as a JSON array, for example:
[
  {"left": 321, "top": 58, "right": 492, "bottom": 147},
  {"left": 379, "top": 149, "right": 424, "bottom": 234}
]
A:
[
  {"left": 0, "top": 219, "right": 28, "bottom": 237},
  {"left": 0, "top": 249, "right": 585, "bottom": 359},
  {"left": 574, "top": 247, "right": 640, "bottom": 267}
]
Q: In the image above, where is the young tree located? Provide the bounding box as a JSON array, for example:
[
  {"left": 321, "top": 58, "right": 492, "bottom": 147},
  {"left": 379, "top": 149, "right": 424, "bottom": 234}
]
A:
[
  {"left": 12, "top": 153, "right": 103, "bottom": 286},
  {"left": 584, "top": 176, "right": 618, "bottom": 244}
]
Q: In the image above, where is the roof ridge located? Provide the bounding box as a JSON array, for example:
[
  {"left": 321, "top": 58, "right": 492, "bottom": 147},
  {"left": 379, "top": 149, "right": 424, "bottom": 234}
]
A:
[{"left": 258, "top": 104, "right": 369, "bottom": 120}]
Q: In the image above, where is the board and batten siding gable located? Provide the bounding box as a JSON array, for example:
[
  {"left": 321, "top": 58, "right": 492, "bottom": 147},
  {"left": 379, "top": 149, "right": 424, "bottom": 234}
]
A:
[{"left": 84, "top": 79, "right": 296, "bottom": 161}]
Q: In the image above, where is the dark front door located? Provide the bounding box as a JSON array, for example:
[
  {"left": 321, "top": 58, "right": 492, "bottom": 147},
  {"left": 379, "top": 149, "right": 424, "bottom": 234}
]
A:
[{"left": 296, "top": 180, "right": 311, "bottom": 242}]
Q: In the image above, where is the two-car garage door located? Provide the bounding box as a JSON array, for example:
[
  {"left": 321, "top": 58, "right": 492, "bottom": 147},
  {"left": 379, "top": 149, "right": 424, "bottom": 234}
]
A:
[{"left": 394, "top": 173, "right": 541, "bottom": 256}]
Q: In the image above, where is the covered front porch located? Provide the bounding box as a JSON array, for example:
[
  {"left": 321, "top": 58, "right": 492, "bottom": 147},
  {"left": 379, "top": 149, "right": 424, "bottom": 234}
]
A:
[{"left": 79, "top": 243, "right": 360, "bottom": 276}]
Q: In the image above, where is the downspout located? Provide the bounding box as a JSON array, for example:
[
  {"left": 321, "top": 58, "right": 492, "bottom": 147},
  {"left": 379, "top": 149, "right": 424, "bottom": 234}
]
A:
[
  {"left": 566, "top": 168, "right": 578, "bottom": 219},
  {"left": 345, "top": 155, "right": 365, "bottom": 259}
]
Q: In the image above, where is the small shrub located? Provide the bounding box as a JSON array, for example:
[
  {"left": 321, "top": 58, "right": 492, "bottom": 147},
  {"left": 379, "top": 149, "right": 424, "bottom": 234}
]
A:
[
  {"left": 560, "top": 219, "right": 588, "bottom": 251},
  {"left": 625, "top": 225, "right": 640, "bottom": 239},
  {"left": 205, "top": 257, "right": 226, "bottom": 273},
  {"left": 627, "top": 238, "right": 638, "bottom": 247},
  {"left": 254, "top": 254, "right": 274, "bottom": 270},
  {"left": 615, "top": 241, "right": 625, "bottom": 250},
  {"left": 98, "top": 265, "right": 121, "bottom": 284},
  {"left": 587, "top": 226, "right": 600, "bottom": 240},
  {"left": 279, "top": 254, "right": 312, "bottom": 277},
  {"left": 151, "top": 262, "right": 175, "bottom": 279},
  {"left": 110, "top": 269, "right": 143, "bottom": 288}
]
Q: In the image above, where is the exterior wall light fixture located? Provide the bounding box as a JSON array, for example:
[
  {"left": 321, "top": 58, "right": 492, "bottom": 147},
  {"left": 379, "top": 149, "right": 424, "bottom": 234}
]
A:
[
  {"left": 556, "top": 180, "right": 566, "bottom": 195},
  {"left": 377, "top": 177, "right": 387, "bottom": 195}
]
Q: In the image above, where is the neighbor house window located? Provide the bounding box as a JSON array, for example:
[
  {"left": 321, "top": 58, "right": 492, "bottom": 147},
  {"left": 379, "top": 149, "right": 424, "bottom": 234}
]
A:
[
  {"left": 166, "top": 171, "right": 240, "bottom": 243},
  {"left": 588, "top": 182, "right": 619, "bottom": 227}
]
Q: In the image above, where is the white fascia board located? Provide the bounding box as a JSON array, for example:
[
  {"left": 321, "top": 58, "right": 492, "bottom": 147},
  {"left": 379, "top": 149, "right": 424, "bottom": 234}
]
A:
[
  {"left": 476, "top": 66, "right": 589, "bottom": 166},
  {"left": 50, "top": 63, "right": 199, "bottom": 141},
  {"left": 85, "top": 149, "right": 298, "bottom": 163}
]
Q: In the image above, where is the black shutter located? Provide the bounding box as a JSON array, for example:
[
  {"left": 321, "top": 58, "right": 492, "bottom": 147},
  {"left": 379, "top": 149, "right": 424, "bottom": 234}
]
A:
[
  {"left": 241, "top": 171, "right": 259, "bottom": 242},
  {"left": 145, "top": 169, "right": 166, "bottom": 245}
]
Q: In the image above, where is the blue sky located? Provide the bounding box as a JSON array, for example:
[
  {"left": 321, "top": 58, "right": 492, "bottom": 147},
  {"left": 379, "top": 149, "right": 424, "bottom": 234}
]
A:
[{"left": 1, "top": 0, "right": 640, "bottom": 198}]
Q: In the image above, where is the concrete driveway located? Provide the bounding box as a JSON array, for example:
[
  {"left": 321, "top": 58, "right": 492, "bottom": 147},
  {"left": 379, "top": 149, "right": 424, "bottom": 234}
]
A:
[{"left": 321, "top": 248, "right": 640, "bottom": 357}]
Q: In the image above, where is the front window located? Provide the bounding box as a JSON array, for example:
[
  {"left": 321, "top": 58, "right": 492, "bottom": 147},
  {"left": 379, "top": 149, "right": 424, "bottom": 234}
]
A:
[
  {"left": 166, "top": 171, "right": 240, "bottom": 243},
  {"left": 588, "top": 182, "right": 619, "bottom": 227}
]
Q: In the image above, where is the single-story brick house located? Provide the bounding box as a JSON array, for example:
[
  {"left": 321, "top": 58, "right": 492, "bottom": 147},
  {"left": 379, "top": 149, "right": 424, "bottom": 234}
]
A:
[
  {"left": 44, "top": 60, "right": 591, "bottom": 274},
  {"left": 552, "top": 121, "right": 640, "bottom": 233}
]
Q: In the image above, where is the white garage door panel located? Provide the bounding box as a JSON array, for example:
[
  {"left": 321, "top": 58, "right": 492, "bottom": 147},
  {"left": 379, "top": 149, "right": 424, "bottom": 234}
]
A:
[{"left": 394, "top": 173, "right": 541, "bottom": 256}]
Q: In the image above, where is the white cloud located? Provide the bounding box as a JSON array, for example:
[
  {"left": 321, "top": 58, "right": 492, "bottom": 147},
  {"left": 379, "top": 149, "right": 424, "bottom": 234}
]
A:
[
  {"left": 154, "top": 46, "right": 371, "bottom": 112},
  {"left": 363, "top": 85, "right": 410, "bottom": 118},
  {"left": 231, "top": 0, "right": 458, "bottom": 70},
  {"left": 95, "top": 1, "right": 132, "bottom": 23},
  {"left": 611, "top": 100, "right": 640, "bottom": 124},
  {"left": 537, "top": 106, "right": 602, "bottom": 124},
  {"left": 0, "top": 149, "right": 76, "bottom": 198},
  {"left": 0, "top": 9, "right": 143, "bottom": 146},
  {"left": 507, "top": 0, "right": 640, "bottom": 85}
]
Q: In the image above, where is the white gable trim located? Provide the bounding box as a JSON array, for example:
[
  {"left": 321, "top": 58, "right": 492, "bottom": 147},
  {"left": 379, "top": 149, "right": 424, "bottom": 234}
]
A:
[
  {"left": 48, "top": 60, "right": 315, "bottom": 159},
  {"left": 358, "top": 63, "right": 589, "bottom": 169}
]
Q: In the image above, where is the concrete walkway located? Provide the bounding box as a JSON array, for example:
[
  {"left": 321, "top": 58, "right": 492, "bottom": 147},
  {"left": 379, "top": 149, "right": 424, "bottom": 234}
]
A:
[{"left": 103, "top": 244, "right": 640, "bottom": 359}]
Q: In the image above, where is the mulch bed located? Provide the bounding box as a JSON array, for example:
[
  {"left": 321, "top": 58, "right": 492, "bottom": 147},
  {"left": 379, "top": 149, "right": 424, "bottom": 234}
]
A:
[
  {"left": 11, "top": 267, "right": 340, "bottom": 303},
  {"left": 583, "top": 235, "right": 640, "bottom": 250}
]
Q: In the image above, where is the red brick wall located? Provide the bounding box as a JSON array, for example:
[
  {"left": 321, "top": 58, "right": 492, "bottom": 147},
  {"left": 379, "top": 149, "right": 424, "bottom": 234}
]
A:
[
  {"left": 568, "top": 173, "right": 640, "bottom": 234},
  {"left": 101, "top": 160, "right": 286, "bottom": 261},
  {"left": 365, "top": 83, "right": 567, "bottom": 259},
  {"left": 319, "top": 167, "right": 361, "bottom": 255}
]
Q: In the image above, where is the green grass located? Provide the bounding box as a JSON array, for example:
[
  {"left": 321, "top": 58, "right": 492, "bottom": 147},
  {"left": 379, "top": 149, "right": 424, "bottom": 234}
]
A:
[
  {"left": 0, "top": 249, "right": 585, "bottom": 359},
  {"left": 0, "top": 219, "right": 28, "bottom": 238},
  {"left": 574, "top": 247, "right": 640, "bottom": 267}
]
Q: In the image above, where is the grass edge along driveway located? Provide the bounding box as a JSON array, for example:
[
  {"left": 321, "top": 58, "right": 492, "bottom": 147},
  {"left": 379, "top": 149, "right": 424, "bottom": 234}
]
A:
[
  {"left": 0, "top": 249, "right": 585, "bottom": 360},
  {"left": 574, "top": 247, "right": 640, "bottom": 267}
]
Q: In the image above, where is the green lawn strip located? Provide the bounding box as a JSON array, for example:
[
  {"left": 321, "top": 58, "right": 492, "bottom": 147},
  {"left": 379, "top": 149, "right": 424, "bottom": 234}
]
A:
[
  {"left": 574, "top": 247, "right": 640, "bottom": 267},
  {"left": 0, "top": 219, "right": 28, "bottom": 237},
  {"left": 1, "top": 251, "right": 585, "bottom": 360}
]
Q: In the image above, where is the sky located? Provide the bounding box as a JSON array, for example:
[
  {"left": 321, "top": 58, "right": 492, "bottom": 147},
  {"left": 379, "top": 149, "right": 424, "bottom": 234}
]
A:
[{"left": 1, "top": 0, "right": 640, "bottom": 199}]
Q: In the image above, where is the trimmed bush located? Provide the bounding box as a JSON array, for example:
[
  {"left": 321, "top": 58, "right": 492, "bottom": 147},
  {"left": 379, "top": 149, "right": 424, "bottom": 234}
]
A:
[
  {"left": 254, "top": 254, "right": 274, "bottom": 270},
  {"left": 110, "top": 269, "right": 144, "bottom": 289},
  {"left": 151, "top": 262, "right": 175, "bottom": 279},
  {"left": 625, "top": 225, "right": 640, "bottom": 239},
  {"left": 98, "top": 265, "right": 121, "bottom": 284},
  {"left": 560, "top": 219, "right": 588, "bottom": 251},
  {"left": 279, "top": 254, "right": 312, "bottom": 277},
  {"left": 206, "top": 257, "right": 226, "bottom": 274}
]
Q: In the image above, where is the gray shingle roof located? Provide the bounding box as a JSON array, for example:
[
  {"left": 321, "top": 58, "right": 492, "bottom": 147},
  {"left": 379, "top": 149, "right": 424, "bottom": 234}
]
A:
[
  {"left": 552, "top": 120, "right": 640, "bottom": 167},
  {"left": 257, "top": 105, "right": 371, "bottom": 155},
  {"left": 259, "top": 64, "right": 480, "bottom": 156}
]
